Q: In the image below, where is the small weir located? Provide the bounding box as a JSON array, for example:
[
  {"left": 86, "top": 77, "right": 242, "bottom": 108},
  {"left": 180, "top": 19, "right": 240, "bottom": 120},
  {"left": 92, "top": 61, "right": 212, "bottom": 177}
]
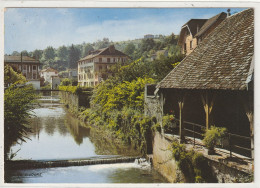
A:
[{"left": 6, "top": 156, "right": 140, "bottom": 170}]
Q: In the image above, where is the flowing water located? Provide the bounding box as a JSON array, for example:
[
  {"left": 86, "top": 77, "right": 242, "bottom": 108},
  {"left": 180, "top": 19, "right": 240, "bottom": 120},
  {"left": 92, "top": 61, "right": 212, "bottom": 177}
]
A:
[{"left": 5, "top": 91, "right": 167, "bottom": 183}]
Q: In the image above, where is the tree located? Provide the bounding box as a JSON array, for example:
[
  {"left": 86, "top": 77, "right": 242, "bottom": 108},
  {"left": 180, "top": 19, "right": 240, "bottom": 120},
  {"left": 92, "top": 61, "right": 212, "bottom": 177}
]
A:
[
  {"left": 4, "top": 65, "right": 26, "bottom": 87},
  {"left": 124, "top": 43, "right": 135, "bottom": 56},
  {"left": 57, "top": 45, "right": 69, "bottom": 61},
  {"left": 11, "top": 51, "right": 20, "bottom": 56},
  {"left": 32, "top": 49, "right": 43, "bottom": 60},
  {"left": 82, "top": 43, "right": 94, "bottom": 57},
  {"left": 43, "top": 46, "right": 55, "bottom": 60},
  {"left": 140, "top": 38, "right": 156, "bottom": 54},
  {"left": 69, "top": 45, "right": 81, "bottom": 69},
  {"left": 21, "top": 50, "right": 29, "bottom": 56},
  {"left": 4, "top": 65, "right": 36, "bottom": 160}
]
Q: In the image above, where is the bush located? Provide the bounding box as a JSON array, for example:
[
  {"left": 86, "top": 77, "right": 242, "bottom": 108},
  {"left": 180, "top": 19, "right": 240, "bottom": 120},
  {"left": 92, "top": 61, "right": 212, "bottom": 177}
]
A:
[{"left": 203, "top": 126, "right": 227, "bottom": 151}]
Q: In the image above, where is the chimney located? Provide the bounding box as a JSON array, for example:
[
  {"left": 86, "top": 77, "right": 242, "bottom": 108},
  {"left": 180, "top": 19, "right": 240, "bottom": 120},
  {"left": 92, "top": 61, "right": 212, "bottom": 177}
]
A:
[
  {"left": 109, "top": 45, "right": 115, "bottom": 53},
  {"left": 227, "top": 9, "right": 231, "bottom": 16}
]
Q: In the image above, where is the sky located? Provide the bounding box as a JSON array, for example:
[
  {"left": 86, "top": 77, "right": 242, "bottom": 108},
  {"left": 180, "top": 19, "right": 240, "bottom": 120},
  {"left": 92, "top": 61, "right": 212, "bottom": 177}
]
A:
[{"left": 4, "top": 8, "right": 246, "bottom": 54}]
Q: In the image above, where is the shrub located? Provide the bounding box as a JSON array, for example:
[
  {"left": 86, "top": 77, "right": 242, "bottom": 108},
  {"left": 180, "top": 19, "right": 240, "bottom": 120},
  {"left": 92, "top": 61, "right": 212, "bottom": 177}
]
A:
[{"left": 203, "top": 126, "right": 227, "bottom": 151}]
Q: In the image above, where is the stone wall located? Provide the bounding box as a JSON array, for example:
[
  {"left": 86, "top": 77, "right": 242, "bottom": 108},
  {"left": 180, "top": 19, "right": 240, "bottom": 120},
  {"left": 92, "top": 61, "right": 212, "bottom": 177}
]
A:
[
  {"left": 152, "top": 131, "right": 253, "bottom": 183},
  {"left": 152, "top": 132, "right": 183, "bottom": 183},
  {"left": 59, "top": 91, "right": 91, "bottom": 111}
]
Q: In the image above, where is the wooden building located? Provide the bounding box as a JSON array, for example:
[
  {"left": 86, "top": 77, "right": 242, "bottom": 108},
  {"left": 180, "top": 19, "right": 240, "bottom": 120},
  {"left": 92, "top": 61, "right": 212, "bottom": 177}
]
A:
[
  {"left": 178, "top": 12, "right": 227, "bottom": 56},
  {"left": 155, "top": 9, "right": 254, "bottom": 157}
]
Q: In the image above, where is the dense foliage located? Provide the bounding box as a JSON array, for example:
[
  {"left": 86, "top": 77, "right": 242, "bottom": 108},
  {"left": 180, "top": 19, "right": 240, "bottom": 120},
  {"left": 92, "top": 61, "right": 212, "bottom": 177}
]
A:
[
  {"left": 171, "top": 141, "right": 216, "bottom": 183},
  {"left": 4, "top": 66, "right": 37, "bottom": 160}
]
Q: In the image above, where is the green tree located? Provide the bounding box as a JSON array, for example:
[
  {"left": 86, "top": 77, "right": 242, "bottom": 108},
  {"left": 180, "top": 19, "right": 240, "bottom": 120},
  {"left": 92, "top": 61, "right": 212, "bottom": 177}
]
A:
[
  {"left": 32, "top": 49, "right": 43, "bottom": 60},
  {"left": 57, "top": 45, "right": 69, "bottom": 61},
  {"left": 11, "top": 51, "right": 20, "bottom": 56},
  {"left": 21, "top": 50, "right": 29, "bottom": 56},
  {"left": 69, "top": 45, "right": 81, "bottom": 69},
  {"left": 124, "top": 43, "right": 135, "bottom": 56},
  {"left": 4, "top": 65, "right": 26, "bottom": 87},
  {"left": 4, "top": 65, "right": 36, "bottom": 159},
  {"left": 82, "top": 43, "right": 94, "bottom": 57},
  {"left": 43, "top": 46, "right": 55, "bottom": 60}
]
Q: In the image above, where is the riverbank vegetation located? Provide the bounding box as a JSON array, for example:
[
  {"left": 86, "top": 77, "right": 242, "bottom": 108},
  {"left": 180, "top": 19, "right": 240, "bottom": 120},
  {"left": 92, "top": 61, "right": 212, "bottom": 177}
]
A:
[
  {"left": 4, "top": 65, "right": 37, "bottom": 160},
  {"left": 79, "top": 54, "right": 184, "bottom": 155}
]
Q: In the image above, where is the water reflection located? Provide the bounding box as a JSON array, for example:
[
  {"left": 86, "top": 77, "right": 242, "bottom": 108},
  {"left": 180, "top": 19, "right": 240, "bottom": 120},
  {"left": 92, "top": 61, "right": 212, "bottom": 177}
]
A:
[{"left": 10, "top": 92, "right": 96, "bottom": 160}]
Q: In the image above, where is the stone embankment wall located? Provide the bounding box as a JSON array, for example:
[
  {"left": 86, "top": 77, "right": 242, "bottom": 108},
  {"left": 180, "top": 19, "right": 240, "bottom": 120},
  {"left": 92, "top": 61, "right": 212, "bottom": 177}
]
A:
[
  {"left": 152, "top": 132, "right": 183, "bottom": 183},
  {"left": 59, "top": 91, "right": 91, "bottom": 111},
  {"left": 152, "top": 131, "right": 253, "bottom": 183}
]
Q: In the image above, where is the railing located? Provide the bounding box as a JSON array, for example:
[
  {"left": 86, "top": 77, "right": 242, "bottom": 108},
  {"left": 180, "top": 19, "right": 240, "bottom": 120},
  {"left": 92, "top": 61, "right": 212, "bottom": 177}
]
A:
[{"left": 170, "top": 118, "right": 253, "bottom": 158}]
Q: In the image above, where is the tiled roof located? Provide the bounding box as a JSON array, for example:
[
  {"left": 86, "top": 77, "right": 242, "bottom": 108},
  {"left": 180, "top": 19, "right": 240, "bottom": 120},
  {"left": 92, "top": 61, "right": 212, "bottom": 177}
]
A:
[
  {"left": 195, "top": 12, "right": 227, "bottom": 38},
  {"left": 4, "top": 55, "right": 40, "bottom": 63},
  {"left": 158, "top": 8, "right": 254, "bottom": 91},
  {"left": 79, "top": 45, "right": 128, "bottom": 62}
]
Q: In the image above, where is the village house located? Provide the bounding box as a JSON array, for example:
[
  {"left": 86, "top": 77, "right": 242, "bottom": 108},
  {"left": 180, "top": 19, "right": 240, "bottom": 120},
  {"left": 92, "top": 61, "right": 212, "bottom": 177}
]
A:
[
  {"left": 178, "top": 12, "right": 227, "bottom": 55},
  {"left": 144, "top": 34, "right": 154, "bottom": 39},
  {"left": 40, "top": 67, "right": 59, "bottom": 84},
  {"left": 146, "top": 9, "right": 254, "bottom": 158},
  {"left": 78, "top": 45, "right": 130, "bottom": 87},
  {"left": 4, "top": 55, "right": 41, "bottom": 89},
  {"left": 150, "top": 50, "right": 168, "bottom": 61}
]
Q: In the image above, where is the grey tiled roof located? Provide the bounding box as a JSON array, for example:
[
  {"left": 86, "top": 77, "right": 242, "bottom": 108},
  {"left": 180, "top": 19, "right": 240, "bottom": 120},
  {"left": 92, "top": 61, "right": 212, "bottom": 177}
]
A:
[
  {"left": 158, "top": 8, "right": 254, "bottom": 91},
  {"left": 195, "top": 12, "right": 227, "bottom": 38},
  {"left": 79, "top": 45, "right": 128, "bottom": 62}
]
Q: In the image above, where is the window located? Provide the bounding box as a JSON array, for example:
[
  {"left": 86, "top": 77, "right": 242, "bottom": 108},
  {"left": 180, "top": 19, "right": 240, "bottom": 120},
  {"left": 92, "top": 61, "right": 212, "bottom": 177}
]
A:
[
  {"left": 113, "top": 58, "right": 116, "bottom": 62},
  {"left": 190, "top": 41, "right": 192, "bottom": 49},
  {"left": 99, "top": 58, "right": 102, "bottom": 62},
  {"left": 184, "top": 43, "right": 187, "bottom": 51},
  {"left": 107, "top": 58, "right": 110, "bottom": 63},
  {"left": 33, "top": 65, "right": 37, "bottom": 70},
  {"left": 99, "top": 65, "right": 102, "bottom": 71}
]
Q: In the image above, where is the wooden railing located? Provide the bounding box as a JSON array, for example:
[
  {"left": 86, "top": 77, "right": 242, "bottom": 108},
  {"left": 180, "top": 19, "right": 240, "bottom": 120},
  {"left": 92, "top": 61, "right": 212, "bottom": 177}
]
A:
[{"left": 169, "top": 118, "right": 253, "bottom": 158}]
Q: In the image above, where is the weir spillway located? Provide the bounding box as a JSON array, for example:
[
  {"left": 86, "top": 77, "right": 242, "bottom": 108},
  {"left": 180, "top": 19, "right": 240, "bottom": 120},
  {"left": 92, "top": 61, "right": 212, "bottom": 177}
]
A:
[{"left": 5, "top": 156, "right": 141, "bottom": 170}]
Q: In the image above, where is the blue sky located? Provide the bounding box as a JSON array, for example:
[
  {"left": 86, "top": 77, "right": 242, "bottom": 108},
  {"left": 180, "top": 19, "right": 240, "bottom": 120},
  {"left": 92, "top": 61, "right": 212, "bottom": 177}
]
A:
[{"left": 4, "top": 8, "right": 246, "bottom": 54}]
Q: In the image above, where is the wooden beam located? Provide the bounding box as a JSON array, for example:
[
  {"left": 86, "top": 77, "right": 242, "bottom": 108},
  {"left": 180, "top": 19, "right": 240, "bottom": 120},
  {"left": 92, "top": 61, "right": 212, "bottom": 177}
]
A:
[
  {"left": 178, "top": 94, "right": 185, "bottom": 143},
  {"left": 201, "top": 91, "right": 216, "bottom": 130}
]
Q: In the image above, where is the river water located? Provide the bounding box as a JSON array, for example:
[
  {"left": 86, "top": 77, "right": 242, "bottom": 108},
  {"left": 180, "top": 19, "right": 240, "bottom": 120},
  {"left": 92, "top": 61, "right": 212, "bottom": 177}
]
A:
[{"left": 5, "top": 91, "right": 167, "bottom": 183}]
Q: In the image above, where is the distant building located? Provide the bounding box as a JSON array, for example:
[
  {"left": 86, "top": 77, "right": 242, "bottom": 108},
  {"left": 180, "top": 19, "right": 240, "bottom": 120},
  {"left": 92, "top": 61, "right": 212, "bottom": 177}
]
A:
[
  {"left": 178, "top": 12, "right": 227, "bottom": 56},
  {"left": 151, "top": 50, "right": 168, "bottom": 61},
  {"left": 4, "top": 55, "right": 41, "bottom": 89},
  {"left": 68, "top": 69, "right": 78, "bottom": 80},
  {"left": 144, "top": 34, "right": 154, "bottom": 39},
  {"left": 78, "top": 45, "right": 130, "bottom": 87},
  {"left": 40, "top": 67, "right": 59, "bottom": 84}
]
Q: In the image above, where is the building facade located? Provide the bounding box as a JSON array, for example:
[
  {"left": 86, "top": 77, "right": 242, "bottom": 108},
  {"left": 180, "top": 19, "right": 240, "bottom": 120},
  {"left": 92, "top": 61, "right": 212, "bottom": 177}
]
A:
[
  {"left": 40, "top": 67, "right": 59, "bottom": 84},
  {"left": 178, "top": 12, "right": 227, "bottom": 56},
  {"left": 78, "top": 45, "right": 130, "bottom": 87},
  {"left": 4, "top": 55, "right": 41, "bottom": 89}
]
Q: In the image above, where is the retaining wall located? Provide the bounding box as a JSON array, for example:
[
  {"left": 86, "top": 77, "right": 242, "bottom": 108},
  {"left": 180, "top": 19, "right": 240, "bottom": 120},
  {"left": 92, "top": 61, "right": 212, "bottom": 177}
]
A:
[
  {"left": 152, "top": 132, "right": 253, "bottom": 183},
  {"left": 59, "top": 91, "right": 91, "bottom": 110}
]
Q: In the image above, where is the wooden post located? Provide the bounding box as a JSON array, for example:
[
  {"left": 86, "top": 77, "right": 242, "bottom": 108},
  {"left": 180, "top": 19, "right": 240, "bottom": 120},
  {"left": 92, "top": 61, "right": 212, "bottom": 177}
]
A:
[
  {"left": 240, "top": 92, "right": 254, "bottom": 159},
  {"left": 159, "top": 92, "right": 165, "bottom": 135},
  {"left": 201, "top": 91, "right": 215, "bottom": 130},
  {"left": 178, "top": 94, "right": 185, "bottom": 143}
]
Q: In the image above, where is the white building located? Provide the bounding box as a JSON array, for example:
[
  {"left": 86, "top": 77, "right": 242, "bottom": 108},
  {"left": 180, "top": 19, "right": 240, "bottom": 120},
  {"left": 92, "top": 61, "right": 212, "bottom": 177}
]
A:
[
  {"left": 40, "top": 67, "right": 59, "bottom": 84},
  {"left": 78, "top": 45, "right": 130, "bottom": 87}
]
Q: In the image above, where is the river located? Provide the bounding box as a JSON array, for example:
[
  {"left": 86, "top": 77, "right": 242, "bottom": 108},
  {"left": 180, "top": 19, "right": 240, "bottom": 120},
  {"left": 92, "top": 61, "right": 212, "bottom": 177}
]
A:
[{"left": 5, "top": 91, "right": 167, "bottom": 183}]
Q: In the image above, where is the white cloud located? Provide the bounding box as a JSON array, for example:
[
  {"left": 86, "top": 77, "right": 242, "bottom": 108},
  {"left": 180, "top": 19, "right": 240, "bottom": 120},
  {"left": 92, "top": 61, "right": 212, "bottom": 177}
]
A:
[{"left": 4, "top": 8, "right": 195, "bottom": 54}]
